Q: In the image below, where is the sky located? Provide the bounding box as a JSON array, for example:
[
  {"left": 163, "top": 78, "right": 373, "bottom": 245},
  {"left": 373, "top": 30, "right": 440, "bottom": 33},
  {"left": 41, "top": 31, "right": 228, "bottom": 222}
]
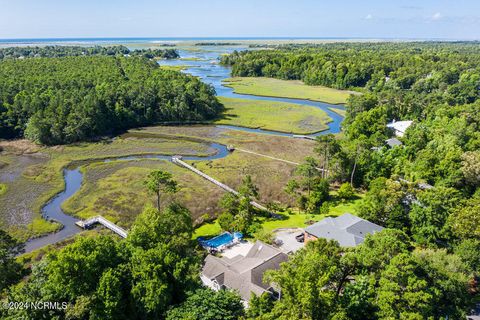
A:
[{"left": 1, "top": 0, "right": 480, "bottom": 40}]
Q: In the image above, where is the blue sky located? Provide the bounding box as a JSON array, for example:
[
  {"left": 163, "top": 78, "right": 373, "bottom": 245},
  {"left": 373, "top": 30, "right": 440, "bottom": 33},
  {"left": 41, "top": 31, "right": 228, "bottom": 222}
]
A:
[{"left": 1, "top": 0, "right": 479, "bottom": 39}]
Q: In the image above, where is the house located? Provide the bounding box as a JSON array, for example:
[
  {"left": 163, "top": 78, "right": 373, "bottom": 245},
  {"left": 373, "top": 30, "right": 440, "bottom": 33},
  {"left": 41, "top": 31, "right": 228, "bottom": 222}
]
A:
[
  {"left": 386, "top": 120, "right": 413, "bottom": 137},
  {"left": 200, "top": 241, "right": 288, "bottom": 301},
  {"left": 385, "top": 137, "right": 403, "bottom": 148},
  {"left": 304, "top": 213, "right": 384, "bottom": 247}
]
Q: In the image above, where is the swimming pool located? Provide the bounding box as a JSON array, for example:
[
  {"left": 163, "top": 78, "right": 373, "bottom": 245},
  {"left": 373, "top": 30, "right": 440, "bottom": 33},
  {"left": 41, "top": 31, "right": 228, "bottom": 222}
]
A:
[{"left": 199, "top": 232, "right": 243, "bottom": 249}]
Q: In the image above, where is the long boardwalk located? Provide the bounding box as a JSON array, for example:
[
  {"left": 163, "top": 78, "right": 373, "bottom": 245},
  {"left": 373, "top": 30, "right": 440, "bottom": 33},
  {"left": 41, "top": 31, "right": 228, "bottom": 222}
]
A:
[
  {"left": 76, "top": 216, "right": 128, "bottom": 238},
  {"left": 235, "top": 148, "right": 327, "bottom": 173},
  {"left": 235, "top": 148, "right": 300, "bottom": 166},
  {"left": 172, "top": 156, "right": 269, "bottom": 212}
]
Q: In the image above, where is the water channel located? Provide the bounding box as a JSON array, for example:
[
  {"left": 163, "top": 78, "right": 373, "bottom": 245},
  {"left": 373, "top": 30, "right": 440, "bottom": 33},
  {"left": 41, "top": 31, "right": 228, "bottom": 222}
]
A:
[{"left": 24, "top": 44, "right": 345, "bottom": 252}]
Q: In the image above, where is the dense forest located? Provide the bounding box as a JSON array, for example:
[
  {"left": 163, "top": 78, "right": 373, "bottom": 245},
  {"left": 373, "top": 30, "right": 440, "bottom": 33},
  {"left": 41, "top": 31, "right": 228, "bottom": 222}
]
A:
[
  {"left": 221, "top": 42, "right": 480, "bottom": 188},
  {"left": 219, "top": 42, "right": 480, "bottom": 318},
  {"left": 0, "top": 45, "right": 179, "bottom": 60},
  {"left": 0, "top": 56, "right": 222, "bottom": 144}
]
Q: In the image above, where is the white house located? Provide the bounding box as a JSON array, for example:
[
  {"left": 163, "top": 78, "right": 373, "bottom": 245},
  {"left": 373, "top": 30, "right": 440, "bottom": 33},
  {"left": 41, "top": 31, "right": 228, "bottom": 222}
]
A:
[{"left": 386, "top": 120, "right": 413, "bottom": 137}]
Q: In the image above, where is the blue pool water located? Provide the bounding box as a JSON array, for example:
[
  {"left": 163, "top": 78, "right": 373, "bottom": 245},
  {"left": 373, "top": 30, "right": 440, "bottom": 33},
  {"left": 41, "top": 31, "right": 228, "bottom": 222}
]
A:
[{"left": 199, "top": 232, "right": 243, "bottom": 248}]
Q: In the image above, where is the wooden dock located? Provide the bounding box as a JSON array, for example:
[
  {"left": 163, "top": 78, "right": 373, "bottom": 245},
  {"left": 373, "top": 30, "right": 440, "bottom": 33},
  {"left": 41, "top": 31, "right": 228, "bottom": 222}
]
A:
[
  {"left": 75, "top": 216, "right": 128, "bottom": 238},
  {"left": 293, "top": 134, "right": 316, "bottom": 141},
  {"left": 172, "top": 156, "right": 269, "bottom": 212}
]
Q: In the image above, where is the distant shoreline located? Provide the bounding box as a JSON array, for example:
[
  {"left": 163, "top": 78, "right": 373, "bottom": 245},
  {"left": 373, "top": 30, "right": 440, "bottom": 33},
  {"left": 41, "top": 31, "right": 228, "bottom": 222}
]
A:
[{"left": 1, "top": 37, "right": 478, "bottom": 43}]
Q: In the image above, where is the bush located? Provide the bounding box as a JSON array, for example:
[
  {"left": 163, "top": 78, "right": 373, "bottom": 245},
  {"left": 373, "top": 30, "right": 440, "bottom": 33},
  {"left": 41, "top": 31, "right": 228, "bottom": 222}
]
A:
[
  {"left": 337, "top": 182, "right": 355, "bottom": 200},
  {"left": 254, "top": 229, "right": 275, "bottom": 244}
]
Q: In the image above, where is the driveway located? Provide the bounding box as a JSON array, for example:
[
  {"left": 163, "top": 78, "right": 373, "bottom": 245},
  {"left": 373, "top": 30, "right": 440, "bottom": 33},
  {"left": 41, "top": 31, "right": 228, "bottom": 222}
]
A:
[{"left": 274, "top": 228, "right": 304, "bottom": 253}]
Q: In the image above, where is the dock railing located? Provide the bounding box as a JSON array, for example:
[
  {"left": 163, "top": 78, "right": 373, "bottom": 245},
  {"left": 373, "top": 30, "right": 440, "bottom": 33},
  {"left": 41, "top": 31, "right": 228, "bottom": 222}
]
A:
[
  {"left": 172, "top": 156, "right": 269, "bottom": 212},
  {"left": 76, "top": 216, "right": 128, "bottom": 238}
]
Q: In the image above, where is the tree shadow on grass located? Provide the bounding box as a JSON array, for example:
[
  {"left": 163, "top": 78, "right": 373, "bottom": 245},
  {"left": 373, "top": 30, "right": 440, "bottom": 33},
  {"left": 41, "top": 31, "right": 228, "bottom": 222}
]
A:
[
  {"left": 213, "top": 107, "right": 239, "bottom": 121},
  {"left": 329, "top": 193, "right": 362, "bottom": 206}
]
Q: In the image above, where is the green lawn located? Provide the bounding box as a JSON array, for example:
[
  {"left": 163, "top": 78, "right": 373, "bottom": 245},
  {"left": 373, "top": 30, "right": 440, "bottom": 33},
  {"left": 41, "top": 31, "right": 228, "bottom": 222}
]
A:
[
  {"left": 216, "top": 97, "right": 331, "bottom": 134},
  {"left": 261, "top": 197, "right": 362, "bottom": 232},
  {"left": 193, "top": 221, "right": 222, "bottom": 239},
  {"left": 223, "top": 77, "right": 357, "bottom": 104},
  {"left": 193, "top": 196, "right": 363, "bottom": 239}
]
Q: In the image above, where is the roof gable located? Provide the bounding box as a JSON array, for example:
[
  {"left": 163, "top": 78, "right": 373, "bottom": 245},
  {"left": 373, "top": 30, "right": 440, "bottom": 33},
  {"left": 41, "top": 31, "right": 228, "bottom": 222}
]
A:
[
  {"left": 201, "top": 241, "right": 288, "bottom": 300},
  {"left": 305, "top": 214, "right": 383, "bottom": 247}
]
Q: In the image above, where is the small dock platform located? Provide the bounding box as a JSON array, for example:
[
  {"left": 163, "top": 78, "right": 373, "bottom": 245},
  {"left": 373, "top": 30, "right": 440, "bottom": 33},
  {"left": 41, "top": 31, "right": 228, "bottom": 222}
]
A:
[{"left": 75, "top": 216, "right": 128, "bottom": 238}]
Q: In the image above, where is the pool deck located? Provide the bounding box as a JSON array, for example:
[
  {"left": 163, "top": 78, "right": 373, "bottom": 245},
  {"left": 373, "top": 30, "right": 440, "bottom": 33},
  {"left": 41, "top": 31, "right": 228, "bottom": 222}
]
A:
[{"left": 221, "top": 241, "right": 254, "bottom": 259}]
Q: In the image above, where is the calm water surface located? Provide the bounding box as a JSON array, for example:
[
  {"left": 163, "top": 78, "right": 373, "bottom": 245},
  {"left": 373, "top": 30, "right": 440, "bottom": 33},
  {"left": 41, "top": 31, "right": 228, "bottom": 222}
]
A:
[{"left": 24, "top": 44, "right": 345, "bottom": 252}]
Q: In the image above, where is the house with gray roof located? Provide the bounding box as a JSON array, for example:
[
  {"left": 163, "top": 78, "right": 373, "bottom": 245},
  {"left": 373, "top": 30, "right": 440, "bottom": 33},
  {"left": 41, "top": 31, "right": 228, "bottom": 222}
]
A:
[
  {"left": 385, "top": 137, "right": 403, "bottom": 148},
  {"left": 200, "top": 241, "right": 288, "bottom": 301},
  {"left": 304, "top": 213, "right": 384, "bottom": 247}
]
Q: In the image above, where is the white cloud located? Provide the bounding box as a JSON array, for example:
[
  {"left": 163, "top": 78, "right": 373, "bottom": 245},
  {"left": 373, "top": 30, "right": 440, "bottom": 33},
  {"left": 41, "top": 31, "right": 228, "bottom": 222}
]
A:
[
  {"left": 365, "top": 14, "right": 373, "bottom": 20},
  {"left": 432, "top": 12, "right": 442, "bottom": 20}
]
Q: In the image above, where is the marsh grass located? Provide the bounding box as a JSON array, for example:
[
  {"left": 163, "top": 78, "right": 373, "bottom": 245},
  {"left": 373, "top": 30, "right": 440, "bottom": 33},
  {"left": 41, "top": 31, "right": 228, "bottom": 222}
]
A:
[
  {"left": 0, "top": 136, "right": 215, "bottom": 240},
  {"left": 328, "top": 107, "right": 347, "bottom": 117},
  {"left": 216, "top": 97, "right": 331, "bottom": 134},
  {"left": 0, "top": 183, "right": 6, "bottom": 196},
  {"left": 160, "top": 65, "right": 192, "bottom": 71},
  {"left": 223, "top": 77, "right": 357, "bottom": 104},
  {"left": 62, "top": 159, "right": 226, "bottom": 228}
]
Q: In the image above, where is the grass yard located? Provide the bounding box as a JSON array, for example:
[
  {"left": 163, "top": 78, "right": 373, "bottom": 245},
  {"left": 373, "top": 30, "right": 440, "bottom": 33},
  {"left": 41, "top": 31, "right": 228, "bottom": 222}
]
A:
[
  {"left": 216, "top": 97, "right": 331, "bottom": 134},
  {"left": 261, "top": 197, "right": 362, "bottom": 232},
  {"left": 223, "top": 77, "right": 357, "bottom": 104},
  {"left": 193, "top": 221, "right": 222, "bottom": 239},
  {"left": 193, "top": 196, "right": 364, "bottom": 238}
]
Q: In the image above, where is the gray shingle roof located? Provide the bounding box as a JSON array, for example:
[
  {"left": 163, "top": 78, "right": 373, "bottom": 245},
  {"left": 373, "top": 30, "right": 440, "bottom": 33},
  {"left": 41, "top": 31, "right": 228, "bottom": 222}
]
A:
[
  {"left": 385, "top": 138, "right": 403, "bottom": 147},
  {"left": 201, "top": 241, "right": 288, "bottom": 300},
  {"left": 304, "top": 213, "right": 384, "bottom": 247}
]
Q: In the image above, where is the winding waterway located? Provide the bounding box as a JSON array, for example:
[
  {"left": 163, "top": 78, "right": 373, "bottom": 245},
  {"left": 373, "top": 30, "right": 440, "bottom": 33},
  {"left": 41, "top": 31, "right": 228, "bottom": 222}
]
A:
[
  {"left": 24, "top": 44, "right": 345, "bottom": 253},
  {"left": 159, "top": 47, "right": 345, "bottom": 136}
]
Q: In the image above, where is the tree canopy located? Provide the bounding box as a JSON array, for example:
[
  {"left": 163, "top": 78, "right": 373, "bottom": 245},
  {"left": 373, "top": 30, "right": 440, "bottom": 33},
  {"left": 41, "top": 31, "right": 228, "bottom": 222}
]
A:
[
  {"left": 0, "top": 55, "right": 222, "bottom": 144},
  {"left": 0, "top": 45, "right": 178, "bottom": 60},
  {"left": 2, "top": 204, "right": 201, "bottom": 320}
]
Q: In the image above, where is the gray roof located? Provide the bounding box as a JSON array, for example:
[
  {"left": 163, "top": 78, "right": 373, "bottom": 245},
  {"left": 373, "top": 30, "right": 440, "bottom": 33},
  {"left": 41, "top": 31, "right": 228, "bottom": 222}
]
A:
[
  {"left": 385, "top": 138, "right": 403, "bottom": 147},
  {"left": 304, "top": 213, "right": 384, "bottom": 247},
  {"left": 201, "top": 241, "right": 288, "bottom": 300}
]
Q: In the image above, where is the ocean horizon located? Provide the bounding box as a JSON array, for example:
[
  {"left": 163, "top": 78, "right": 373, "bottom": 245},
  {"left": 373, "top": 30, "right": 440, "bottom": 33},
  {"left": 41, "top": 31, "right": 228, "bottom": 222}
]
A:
[{"left": 0, "top": 36, "right": 475, "bottom": 44}]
